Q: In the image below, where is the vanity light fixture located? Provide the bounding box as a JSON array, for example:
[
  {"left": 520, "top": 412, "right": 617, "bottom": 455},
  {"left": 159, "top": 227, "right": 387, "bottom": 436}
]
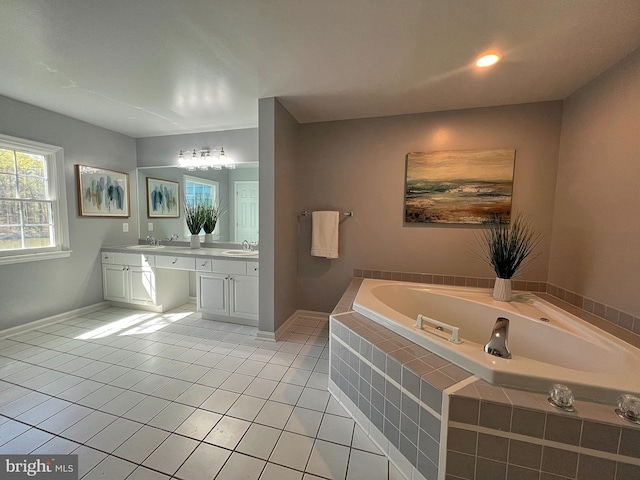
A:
[
  {"left": 177, "top": 147, "right": 235, "bottom": 171},
  {"left": 476, "top": 53, "right": 501, "bottom": 68}
]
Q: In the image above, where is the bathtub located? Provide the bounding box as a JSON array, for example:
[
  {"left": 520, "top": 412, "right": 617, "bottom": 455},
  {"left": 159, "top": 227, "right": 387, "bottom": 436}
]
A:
[{"left": 352, "top": 279, "right": 640, "bottom": 403}]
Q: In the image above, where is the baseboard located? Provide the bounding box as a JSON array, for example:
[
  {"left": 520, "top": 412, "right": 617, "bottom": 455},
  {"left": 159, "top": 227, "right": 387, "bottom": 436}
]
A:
[
  {"left": 256, "top": 330, "right": 276, "bottom": 341},
  {"left": 0, "top": 302, "right": 110, "bottom": 339},
  {"left": 271, "top": 309, "right": 330, "bottom": 341}
]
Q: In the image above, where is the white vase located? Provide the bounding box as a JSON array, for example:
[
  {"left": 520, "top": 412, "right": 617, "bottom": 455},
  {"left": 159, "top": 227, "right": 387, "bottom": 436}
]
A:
[
  {"left": 493, "top": 277, "right": 512, "bottom": 302},
  {"left": 204, "top": 233, "right": 214, "bottom": 244},
  {"left": 190, "top": 235, "right": 200, "bottom": 249}
]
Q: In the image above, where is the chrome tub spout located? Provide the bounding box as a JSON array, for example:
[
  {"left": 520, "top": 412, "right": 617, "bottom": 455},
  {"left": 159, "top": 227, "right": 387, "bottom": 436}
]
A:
[{"left": 484, "top": 317, "right": 512, "bottom": 359}]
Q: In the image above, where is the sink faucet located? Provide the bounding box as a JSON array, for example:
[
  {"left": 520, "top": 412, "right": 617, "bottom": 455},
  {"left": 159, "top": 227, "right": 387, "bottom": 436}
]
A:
[
  {"left": 146, "top": 235, "right": 157, "bottom": 246},
  {"left": 242, "top": 240, "right": 258, "bottom": 251},
  {"left": 484, "top": 317, "right": 512, "bottom": 359},
  {"left": 166, "top": 234, "right": 179, "bottom": 242}
]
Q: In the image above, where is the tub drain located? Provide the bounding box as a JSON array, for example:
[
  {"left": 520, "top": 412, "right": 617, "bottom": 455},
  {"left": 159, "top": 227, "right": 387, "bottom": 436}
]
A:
[{"left": 540, "top": 317, "right": 550, "bottom": 322}]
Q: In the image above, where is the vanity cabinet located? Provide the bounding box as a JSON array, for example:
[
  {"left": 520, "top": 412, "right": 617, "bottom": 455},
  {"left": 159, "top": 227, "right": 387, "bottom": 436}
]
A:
[
  {"left": 101, "top": 249, "right": 258, "bottom": 325},
  {"left": 101, "top": 252, "right": 188, "bottom": 312},
  {"left": 197, "top": 260, "right": 259, "bottom": 325}
]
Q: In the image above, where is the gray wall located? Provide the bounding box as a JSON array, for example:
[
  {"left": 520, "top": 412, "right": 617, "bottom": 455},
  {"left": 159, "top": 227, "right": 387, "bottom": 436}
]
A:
[
  {"left": 295, "top": 102, "right": 563, "bottom": 313},
  {"left": 273, "top": 99, "right": 300, "bottom": 330},
  {"left": 136, "top": 129, "right": 258, "bottom": 167},
  {"left": 0, "top": 95, "right": 138, "bottom": 329},
  {"left": 549, "top": 47, "right": 640, "bottom": 317},
  {"left": 258, "top": 98, "right": 300, "bottom": 335},
  {"left": 258, "top": 98, "right": 276, "bottom": 334}
]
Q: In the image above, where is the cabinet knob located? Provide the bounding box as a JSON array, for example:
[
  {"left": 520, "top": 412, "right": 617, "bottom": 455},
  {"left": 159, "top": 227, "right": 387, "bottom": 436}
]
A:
[
  {"left": 172, "top": 259, "right": 177, "bottom": 264},
  {"left": 201, "top": 262, "right": 207, "bottom": 267}
]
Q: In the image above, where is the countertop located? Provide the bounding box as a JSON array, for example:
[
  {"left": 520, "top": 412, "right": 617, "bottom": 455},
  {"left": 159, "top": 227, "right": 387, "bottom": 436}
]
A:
[{"left": 102, "top": 245, "right": 259, "bottom": 260}]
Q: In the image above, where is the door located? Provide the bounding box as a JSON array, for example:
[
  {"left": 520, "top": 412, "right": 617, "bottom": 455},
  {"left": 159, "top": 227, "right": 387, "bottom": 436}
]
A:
[
  {"left": 129, "top": 266, "right": 155, "bottom": 305},
  {"left": 102, "top": 265, "right": 128, "bottom": 302},
  {"left": 197, "top": 273, "right": 229, "bottom": 316},
  {"left": 229, "top": 274, "right": 259, "bottom": 321},
  {"left": 234, "top": 181, "right": 259, "bottom": 242}
]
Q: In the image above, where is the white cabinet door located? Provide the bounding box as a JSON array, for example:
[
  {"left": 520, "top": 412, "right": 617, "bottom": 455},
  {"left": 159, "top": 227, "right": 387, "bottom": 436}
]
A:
[
  {"left": 197, "top": 273, "right": 229, "bottom": 316},
  {"left": 229, "top": 275, "right": 259, "bottom": 321},
  {"left": 129, "top": 267, "right": 155, "bottom": 305},
  {"left": 102, "top": 265, "right": 128, "bottom": 302}
]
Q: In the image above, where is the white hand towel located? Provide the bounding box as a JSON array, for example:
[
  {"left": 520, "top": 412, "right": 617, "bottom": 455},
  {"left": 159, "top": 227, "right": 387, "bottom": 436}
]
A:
[{"left": 311, "top": 211, "right": 339, "bottom": 259}]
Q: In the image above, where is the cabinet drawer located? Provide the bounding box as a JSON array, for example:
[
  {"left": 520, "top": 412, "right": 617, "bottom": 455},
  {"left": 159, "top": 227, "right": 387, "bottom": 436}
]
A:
[
  {"left": 155, "top": 255, "right": 196, "bottom": 271},
  {"left": 212, "top": 259, "right": 246, "bottom": 275},
  {"left": 246, "top": 262, "right": 259, "bottom": 276},
  {"left": 196, "top": 258, "right": 213, "bottom": 272},
  {"left": 113, "top": 252, "right": 155, "bottom": 267},
  {"left": 101, "top": 252, "right": 115, "bottom": 264}
]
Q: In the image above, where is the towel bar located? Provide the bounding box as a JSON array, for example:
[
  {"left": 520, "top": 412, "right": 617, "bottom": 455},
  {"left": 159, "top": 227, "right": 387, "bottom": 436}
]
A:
[{"left": 299, "top": 211, "right": 353, "bottom": 217}]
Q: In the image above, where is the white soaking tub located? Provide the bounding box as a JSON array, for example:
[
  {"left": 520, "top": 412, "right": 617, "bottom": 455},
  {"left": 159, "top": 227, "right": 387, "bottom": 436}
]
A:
[{"left": 352, "top": 279, "right": 640, "bottom": 403}]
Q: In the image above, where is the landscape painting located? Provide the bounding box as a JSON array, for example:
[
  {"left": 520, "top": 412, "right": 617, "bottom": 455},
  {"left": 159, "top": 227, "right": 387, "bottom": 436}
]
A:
[{"left": 404, "top": 149, "right": 515, "bottom": 224}]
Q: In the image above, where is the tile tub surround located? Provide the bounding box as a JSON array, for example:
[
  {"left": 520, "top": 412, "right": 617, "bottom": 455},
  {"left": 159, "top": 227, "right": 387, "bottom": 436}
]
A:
[
  {"left": 352, "top": 270, "right": 640, "bottom": 348},
  {"left": 447, "top": 381, "right": 640, "bottom": 480},
  {"left": 330, "top": 281, "right": 640, "bottom": 480}
]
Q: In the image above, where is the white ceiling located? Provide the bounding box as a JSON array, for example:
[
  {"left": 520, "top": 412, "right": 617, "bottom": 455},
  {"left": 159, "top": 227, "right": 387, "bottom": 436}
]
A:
[{"left": 1, "top": 1, "right": 639, "bottom": 138}]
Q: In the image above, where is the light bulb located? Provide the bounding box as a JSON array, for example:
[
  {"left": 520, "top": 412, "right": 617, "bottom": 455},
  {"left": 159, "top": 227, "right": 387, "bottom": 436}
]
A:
[{"left": 476, "top": 53, "right": 501, "bottom": 68}]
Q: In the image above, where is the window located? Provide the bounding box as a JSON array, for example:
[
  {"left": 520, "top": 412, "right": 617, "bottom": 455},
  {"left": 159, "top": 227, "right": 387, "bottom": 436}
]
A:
[
  {"left": 0, "top": 134, "right": 70, "bottom": 265},
  {"left": 183, "top": 175, "right": 219, "bottom": 237}
]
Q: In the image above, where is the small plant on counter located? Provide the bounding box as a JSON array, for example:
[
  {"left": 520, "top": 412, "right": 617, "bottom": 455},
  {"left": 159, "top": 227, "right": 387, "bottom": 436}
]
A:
[
  {"left": 203, "top": 202, "right": 225, "bottom": 235},
  {"left": 183, "top": 201, "right": 206, "bottom": 235}
]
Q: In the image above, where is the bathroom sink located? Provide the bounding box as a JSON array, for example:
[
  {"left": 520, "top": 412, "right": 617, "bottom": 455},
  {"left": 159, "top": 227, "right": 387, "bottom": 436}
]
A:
[
  {"left": 126, "top": 245, "right": 166, "bottom": 250},
  {"left": 221, "top": 249, "right": 258, "bottom": 257}
]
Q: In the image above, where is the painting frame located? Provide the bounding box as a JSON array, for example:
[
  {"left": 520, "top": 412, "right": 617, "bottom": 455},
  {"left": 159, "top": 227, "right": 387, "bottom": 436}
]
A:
[
  {"left": 76, "top": 164, "right": 130, "bottom": 218},
  {"left": 404, "top": 149, "right": 516, "bottom": 225},
  {"left": 146, "top": 177, "right": 180, "bottom": 218}
]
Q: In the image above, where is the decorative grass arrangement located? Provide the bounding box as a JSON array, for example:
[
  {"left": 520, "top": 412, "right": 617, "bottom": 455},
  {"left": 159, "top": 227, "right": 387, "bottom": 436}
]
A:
[
  {"left": 183, "top": 202, "right": 206, "bottom": 235},
  {"left": 203, "top": 203, "right": 225, "bottom": 235},
  {"left": 474, "top": 213, "right": 541, "bottom": 279}
]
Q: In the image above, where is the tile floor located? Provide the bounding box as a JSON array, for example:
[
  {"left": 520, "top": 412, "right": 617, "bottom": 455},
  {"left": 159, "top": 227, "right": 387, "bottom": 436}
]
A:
[{"left": 0, "top": 302, "right": 401, "bottom": 480}]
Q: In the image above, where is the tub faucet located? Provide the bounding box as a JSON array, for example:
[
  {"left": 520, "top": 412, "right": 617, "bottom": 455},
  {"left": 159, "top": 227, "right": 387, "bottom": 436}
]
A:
[{"left": 484, "top": 317, "right": 512, "bottom": 359}]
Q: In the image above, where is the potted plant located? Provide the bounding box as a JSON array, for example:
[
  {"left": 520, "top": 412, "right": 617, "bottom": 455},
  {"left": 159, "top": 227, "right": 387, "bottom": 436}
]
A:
[
  {"left": 202, "top": 203, "right": 224, "bottom": 244},
  {"left": 184, "top": 202, "right": 206, "bottom": 249},
  {"left": 474, "top": 213, "right": 541, "bottom": 302}
]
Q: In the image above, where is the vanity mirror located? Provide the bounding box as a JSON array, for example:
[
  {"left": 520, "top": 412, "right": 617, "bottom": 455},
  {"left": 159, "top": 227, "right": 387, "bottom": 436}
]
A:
[{"left": 136, "top": 163, "right": 258, "bottom": 244}]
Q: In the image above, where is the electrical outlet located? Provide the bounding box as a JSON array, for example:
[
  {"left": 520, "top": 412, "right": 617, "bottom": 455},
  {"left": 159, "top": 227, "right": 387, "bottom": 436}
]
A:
[
  {"left": 148, "top": 223, "right": 154, "bottom": 231},
  {"left": 122, "top": 223, "right": 129, "bottom": 232}
]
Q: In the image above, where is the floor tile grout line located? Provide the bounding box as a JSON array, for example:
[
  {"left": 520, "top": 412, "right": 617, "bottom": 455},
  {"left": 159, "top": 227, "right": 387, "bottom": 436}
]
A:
[
  {"left": 0, "top": 345, "right": 330, "bottom": 415},
  {"left": 2, "top": 388, "right": 380, "bottom": 463},
  {"left": 0, "top": 357, "right": 331, "bottom": 427},
  {"left": 1, "top": 306, "right": 387, "bottom": 480},
  {"left": 1, "top": 332, "right": 328, "bottom": 386}
]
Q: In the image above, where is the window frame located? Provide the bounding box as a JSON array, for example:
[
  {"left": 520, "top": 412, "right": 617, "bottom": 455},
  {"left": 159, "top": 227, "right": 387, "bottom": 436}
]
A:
[
  {"left": 183, "top": 175, "right": 220, "bottom": 238},
  {"left": 0, "top": 134, "right": 71, "bottom": 265}
]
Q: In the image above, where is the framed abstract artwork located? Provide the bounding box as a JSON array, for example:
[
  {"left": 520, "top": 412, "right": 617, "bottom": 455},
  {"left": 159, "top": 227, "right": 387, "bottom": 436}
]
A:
[
  {"left": 76, "top": 164, "right": 130, "bottom": 217},
  {"left": 146, "top": 177, "right": 180, "bottom": 218},
  {"left": 404, "top": 149, "right": 516, "bottom": 225}
]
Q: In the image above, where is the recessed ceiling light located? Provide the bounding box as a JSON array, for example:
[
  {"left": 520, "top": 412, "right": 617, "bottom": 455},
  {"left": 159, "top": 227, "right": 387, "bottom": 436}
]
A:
[{"left": 476, "top": 53, "right": 501, "bottom": 68}]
